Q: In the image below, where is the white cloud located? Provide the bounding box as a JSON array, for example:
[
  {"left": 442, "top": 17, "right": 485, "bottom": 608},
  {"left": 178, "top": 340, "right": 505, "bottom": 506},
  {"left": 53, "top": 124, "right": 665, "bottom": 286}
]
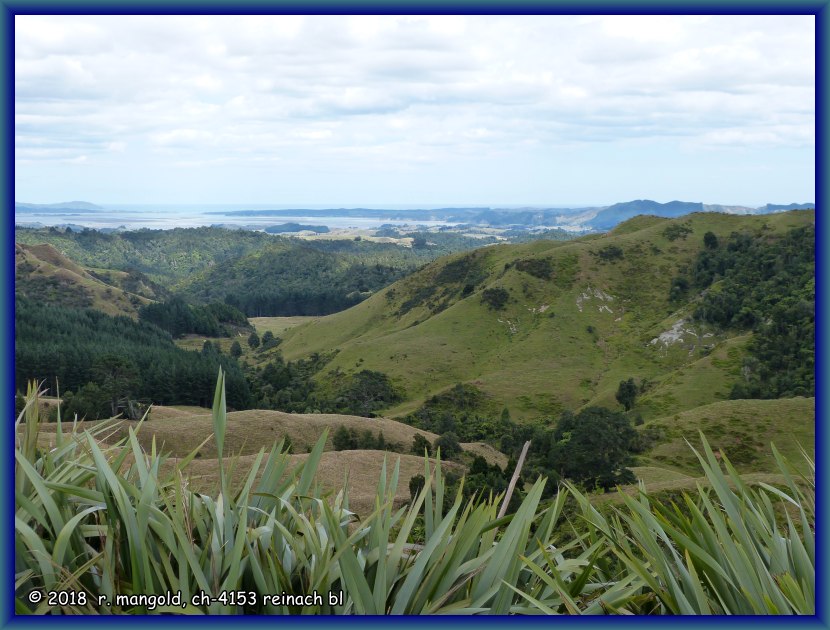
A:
[{"left": 14, "top": 14, "right": 814, "bottom": 203}]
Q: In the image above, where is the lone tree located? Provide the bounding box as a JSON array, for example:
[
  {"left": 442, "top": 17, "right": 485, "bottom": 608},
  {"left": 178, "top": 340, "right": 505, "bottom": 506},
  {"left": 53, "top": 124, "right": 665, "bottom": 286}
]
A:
[
  {"left": 247, "top": 331, "right": 260, "bottom": 349},
  {"left": 551, "top": 407, "right": 637, "bottom": 489},
  {"left": 615, "top": 377, "right": 638, "bottom": 411},
  {"left": 704, "top": 231, "right": 719, "bottom": 250},
  {"left": 229, "top": 340, "right": 243, "bottom": 358},
  {"left": 433, "top": 432, "right": 462, "bottom": 460},
  {"left": 412, "top": 433, "right": 432, "bottom": 456}
]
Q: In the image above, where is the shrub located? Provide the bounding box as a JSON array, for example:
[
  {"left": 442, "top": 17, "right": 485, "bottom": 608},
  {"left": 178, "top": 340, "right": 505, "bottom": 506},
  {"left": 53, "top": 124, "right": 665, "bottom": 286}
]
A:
[
  {"left": 663, "top": 223, "right": 694, "bottom": 241},
  {"left": 481, "top": 287, "right": 509, "bottom": 310},
  {"left": 596, "top": 245, "right": 624, "bottom": 261},
  {"left": 515, "top": 257, "right": 553, "bottom": 280}
]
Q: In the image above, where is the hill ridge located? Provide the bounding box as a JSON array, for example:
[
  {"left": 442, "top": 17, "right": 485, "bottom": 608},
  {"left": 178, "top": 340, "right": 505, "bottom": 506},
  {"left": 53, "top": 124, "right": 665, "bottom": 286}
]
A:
[{"left": 277, "top": 210, "right": 814, "bottom": 419}]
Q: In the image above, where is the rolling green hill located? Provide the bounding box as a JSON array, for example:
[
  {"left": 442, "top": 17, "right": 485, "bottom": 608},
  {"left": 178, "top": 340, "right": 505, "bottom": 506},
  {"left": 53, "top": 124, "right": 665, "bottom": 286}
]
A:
[
  {"left": 278, "top": 211, "right": 814, "bottom": 420},
  {"left": 637, "top": 396, "right": 815, "bottom": 475},
  {"left": 14, "top": 243, "right": 161, "bottom": 317}
]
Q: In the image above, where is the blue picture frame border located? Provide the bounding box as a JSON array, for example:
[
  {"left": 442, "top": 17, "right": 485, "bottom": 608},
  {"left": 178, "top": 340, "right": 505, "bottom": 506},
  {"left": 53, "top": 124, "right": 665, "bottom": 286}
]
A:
[{"left": 2, "top": 2, "right": 825, "bottom": 627}]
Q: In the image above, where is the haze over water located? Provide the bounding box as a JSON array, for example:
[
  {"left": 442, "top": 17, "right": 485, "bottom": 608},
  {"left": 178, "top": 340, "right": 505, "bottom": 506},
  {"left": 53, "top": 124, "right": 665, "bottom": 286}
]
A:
[{"left": 14, "top": 204, "right": 462, "bottom": 231}]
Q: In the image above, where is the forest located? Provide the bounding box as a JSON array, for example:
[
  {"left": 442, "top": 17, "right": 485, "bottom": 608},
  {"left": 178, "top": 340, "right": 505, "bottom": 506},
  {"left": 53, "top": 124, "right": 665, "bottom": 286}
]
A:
[
  {"left": 672, "top": 225, "right": 814, "bottom": 398},
  {"left": 15, "top": 297, "right": 252, "bottom": 412}
]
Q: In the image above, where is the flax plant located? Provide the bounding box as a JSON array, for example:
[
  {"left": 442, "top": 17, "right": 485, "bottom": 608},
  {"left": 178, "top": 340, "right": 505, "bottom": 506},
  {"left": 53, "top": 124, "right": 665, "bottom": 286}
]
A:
[
  {"left": 520, "top": 435, "right": 814, "bottom": 615},
  {"left": 14, "top": 373, "right": 814, "bottom": 615}
]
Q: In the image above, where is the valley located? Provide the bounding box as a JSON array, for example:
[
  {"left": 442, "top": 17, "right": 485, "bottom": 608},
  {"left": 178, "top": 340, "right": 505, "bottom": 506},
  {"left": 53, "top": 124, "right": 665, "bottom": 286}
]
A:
[
  {"left": 15, "top": 208, "right": 816, "bottom": 506},
  {"left": 13, "top": 13, "right": 817, "bottom": 615}
]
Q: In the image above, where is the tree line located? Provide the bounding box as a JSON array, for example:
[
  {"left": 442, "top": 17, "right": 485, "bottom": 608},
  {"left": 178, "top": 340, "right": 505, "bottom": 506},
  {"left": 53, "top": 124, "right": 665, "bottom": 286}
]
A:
[
  {"left": 15, "top": 297, "right": 251, "bottom": 415},
  {"left": 138, "top": 297, "right": 249, "bottom": 338}
]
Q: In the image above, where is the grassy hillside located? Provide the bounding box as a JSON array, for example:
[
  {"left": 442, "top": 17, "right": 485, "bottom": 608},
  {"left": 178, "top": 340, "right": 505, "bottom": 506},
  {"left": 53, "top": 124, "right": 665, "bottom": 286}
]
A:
[
  {"left": 14, "top": 226, "right": 275, "bottom": 282},
  {"left": 278, "top": 211, "right": 814, "bottom": 419},
  {"left": 637, "top": 397, "right": 814, "bottom": 475},
  {"left": 15, "top": 243, "right": 157, "bottom": 317}
]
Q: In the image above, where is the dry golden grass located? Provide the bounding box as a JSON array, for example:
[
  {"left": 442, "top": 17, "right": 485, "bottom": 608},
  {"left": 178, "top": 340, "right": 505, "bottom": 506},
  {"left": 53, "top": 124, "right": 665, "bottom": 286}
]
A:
[
  {"left": 167, "top": 450, "right": 464, "bottom": 516},
  {"left": 145, "top": 405, "right": 209, "bottom": 421},
  {"left": 34, "top": 404, "right": 468, "bottom": 457},
  {"left": 28, "top": 406, "right": 501, "bottom": 516},
  {"left": 460, "top": 442, "right": 509, "bottom": 469},
  {"left": 89, "top": 407, "right": 442, "bottom": 459}
]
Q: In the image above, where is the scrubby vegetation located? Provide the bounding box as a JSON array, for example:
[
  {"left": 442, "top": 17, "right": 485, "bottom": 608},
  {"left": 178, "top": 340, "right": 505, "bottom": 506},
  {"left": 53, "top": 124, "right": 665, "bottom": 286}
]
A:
[
  {"left": 404, "top": 383, "right": 641, "bottom": 493},
  {"left": 515, "top": 257, "right": 553, "bottom": 280}
]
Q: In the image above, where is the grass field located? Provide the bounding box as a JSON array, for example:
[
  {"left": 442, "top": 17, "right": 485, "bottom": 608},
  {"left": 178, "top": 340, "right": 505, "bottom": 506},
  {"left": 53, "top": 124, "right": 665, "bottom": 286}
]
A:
[
  {"left": 174, "top": 317, "right": 317, "bottom": 365},
  {"left": 250, "top": 315, "right": 320, "bottom": 337}
]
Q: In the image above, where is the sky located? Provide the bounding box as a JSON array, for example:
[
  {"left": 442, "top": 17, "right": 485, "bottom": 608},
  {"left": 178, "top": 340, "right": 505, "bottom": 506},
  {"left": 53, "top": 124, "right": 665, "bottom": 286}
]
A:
[{"left": 14, "top": 14, "right": 815, "bottom": 207}]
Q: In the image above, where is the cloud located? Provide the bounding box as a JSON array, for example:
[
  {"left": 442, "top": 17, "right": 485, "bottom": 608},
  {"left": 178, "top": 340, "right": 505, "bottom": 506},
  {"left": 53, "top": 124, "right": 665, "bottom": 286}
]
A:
[{"left": 14, "top": 15, "right": 814, "bottom": 203}]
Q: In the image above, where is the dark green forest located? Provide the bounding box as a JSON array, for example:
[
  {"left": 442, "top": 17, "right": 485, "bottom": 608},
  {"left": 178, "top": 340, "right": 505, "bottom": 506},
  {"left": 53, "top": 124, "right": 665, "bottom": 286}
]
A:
[
  {"left": 138, "top": 297, "right": 250, "bottom": 337},
  {"left": 15, "top": 297, "right": 251, "bottom": 414},
  {"left": 673, "top": 225, "right": 814, "bottom": 398},
  {"left": 199, "top": 247, "right": 410, "bottom": 316}
]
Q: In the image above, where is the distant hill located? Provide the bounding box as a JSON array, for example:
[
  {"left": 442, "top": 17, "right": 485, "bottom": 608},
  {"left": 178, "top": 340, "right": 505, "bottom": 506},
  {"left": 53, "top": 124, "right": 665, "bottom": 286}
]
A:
[
  {"left": 15, "top": 200, "right": 102, "bottom": 213},
  {"left": 264, "top": 223, "right": 330, "bottom": 234},
  {"left": 759, "top": 202, "right": 815, "bottom": 213},
  {"left": 14, "top": 243, "right": 166, "bottom": 317},
  {"left": 586, "top": 200, "right": 704, "bottom": 230},
  {"left": 277, "top": 210, "right": 815, "bottom": 421},
  {"left": 14, "top": 199, "right": 815, "bottom": 234}
]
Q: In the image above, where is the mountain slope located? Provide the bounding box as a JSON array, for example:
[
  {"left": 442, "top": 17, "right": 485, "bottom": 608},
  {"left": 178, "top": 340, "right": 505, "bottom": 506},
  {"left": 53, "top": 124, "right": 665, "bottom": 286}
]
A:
[
  {"left": 14, "top": 243, "right": 158, "bottom": 317},
  {"left": 278, "top": 210, "right": 814, "bottom": 420},
  {"left": 586, "top": 200, "right": 704, "bottom": 230}
]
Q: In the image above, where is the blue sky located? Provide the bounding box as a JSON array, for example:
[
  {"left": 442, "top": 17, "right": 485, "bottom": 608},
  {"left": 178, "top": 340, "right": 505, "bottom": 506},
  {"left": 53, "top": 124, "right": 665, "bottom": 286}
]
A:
[{"left": 14, "top": 15, "right": 815, "bottom": 207}]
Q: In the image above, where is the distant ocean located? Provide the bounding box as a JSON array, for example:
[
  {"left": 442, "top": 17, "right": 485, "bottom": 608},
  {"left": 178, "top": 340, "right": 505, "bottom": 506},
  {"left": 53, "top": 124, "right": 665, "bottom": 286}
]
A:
[{"left": 14, "top": 204, "right": 459, "bottom": 231}]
